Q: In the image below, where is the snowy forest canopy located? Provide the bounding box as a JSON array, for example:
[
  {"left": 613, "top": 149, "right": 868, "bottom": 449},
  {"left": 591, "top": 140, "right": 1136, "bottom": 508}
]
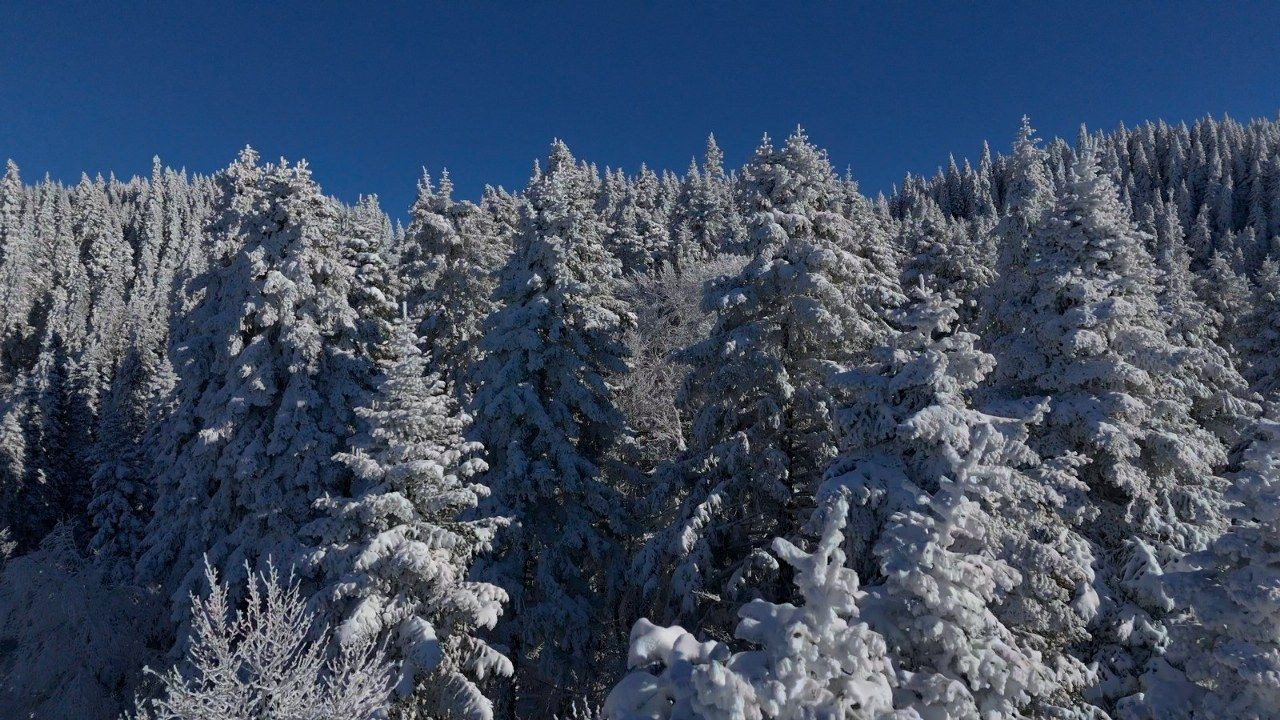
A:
[{"left": 2, "top": 113, "right": 1280, "bottom": 720}]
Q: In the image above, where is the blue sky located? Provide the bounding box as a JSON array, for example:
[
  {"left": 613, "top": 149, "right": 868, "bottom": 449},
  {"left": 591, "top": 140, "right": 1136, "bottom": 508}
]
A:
[{"left": 2, "top": 2, "right": 1278, "bottom": 216}]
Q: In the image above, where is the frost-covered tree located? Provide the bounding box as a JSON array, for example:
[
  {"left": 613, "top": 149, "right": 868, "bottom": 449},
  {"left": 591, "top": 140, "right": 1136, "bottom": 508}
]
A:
[
  {"left": 8, "top": 107, "right": 1280, "bottom": 720},
  {"left": 631, "top": 165, "right": 671, "bottom": 272},
  {"left": 7, "top": 330, "right": 90, "bottom": 550},
  {"left": 401, "top": 170, "right": 508, "bottom": 399},
  {"left": 605, "top": 493, "right": 906, "bottom": 720},
  {"left": 989, "top": 119, "right": 1055, "bottom": 300},
  {"left": 480, "top": 184, "right": 525, "bottom": 250},
  {"left": 303, "top": 320, "right": 511, "bottom": 720},
  {"left": 614, "top": 255, "right": 747, "bottom": 474},
  {"left": 668, "top": 135, "right": 745, "bottom": 267},
  {"left": 1144, "top": 418, "right": 1280, "bottom": 720},
  {"left": 137, "top": 154, "right": 371, "bottom": 625},
  {"left": 0, "top": 391, "right": 27, "bottom": 514},
  {"left": 0, "top": 524, "right": 162, "bottom": 720},
  {"left": 341, "top": 194, "right": 400, "bottom": 364},
  {"left": 605, "top": 171, "right": 658, "bottom": 276},
  {"left": 986, "top": 151, "right": 1236, "bottom": 710},
  {"left": 0, "top": 160, "right": 34, "bottom": 341},
  {"left": 634, "top": 130, "right": 903, "bottom": 634},
  {"left": 470, "top": 140, "right": 633, "bottom": 715},
  {"left": 1195, "top": 250, "right": 1252, "bottom": 355},
  {"left": 86, "top": 338, "right": 163, "bottom": 569},
  {"left": 1239, "top": 256, "right": 1280, "bottom": 402},
  {"left": 73, "top": 174, "right": 133, "bottom": 412},
  {"left": 132, "top": 561, "right": 392, "bottom": 720},
  {"left": 861, "top": 425, "right": 1068, "bottom": 719},
  {"left": 1147, "top": 200, "right": 1258, "bottom": 445},
  {"left": 823, "top": 285, "right": 1098, "bottom": 717},
  {"left": 900, "top": 200, "right": 995, "bottom": 328}
]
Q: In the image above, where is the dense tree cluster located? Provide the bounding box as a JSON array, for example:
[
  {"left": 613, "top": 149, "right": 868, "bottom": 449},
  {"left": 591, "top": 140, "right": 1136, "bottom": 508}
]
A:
[{"left": 2, "top": 113, "right": 1280, "bottom": 719}]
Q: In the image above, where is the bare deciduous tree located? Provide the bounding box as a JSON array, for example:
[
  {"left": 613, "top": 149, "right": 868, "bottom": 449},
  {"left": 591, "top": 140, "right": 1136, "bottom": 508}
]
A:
[{"left": 131, "top": 561, "right": 392, "bottom": 720}]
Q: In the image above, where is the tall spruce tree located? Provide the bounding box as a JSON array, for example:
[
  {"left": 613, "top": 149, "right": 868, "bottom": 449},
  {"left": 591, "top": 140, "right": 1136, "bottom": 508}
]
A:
[
  {"left": 304, "top": 319, "right": 511, "bottom": 720},
  {"left": 137, "top": 154, "right": 372, "bottom": 626},
  {"left": 401, "top": 171, "right": 507, "bottom": 399},
  {"left": 1149, "top": 417, "right": 1280, "bottom": 719},
  {"left": 825, "top": 285, "right": 1099, "bottom": 717},
  {"left": 469, "top": 141, "right": 633, "bottom": 715},
  {"left": 632, "top": 129, "right": 904, "bottom": 635},
  {"left": 986, "top": 152, "right": 1236, "bottom": 712}
]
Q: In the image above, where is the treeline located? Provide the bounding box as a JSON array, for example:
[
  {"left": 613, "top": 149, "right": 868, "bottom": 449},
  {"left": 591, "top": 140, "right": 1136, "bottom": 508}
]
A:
[{"left": 0, "top": 114, "right": 1278, "bottom": 719}]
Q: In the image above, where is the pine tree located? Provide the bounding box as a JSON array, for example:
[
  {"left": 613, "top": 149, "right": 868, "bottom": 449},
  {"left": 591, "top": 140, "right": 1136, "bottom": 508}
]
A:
[
  {"left": 633, "top": 130, "right": 904, "bottom": 634},
  {"left": 73, "top": 174, "right": 132, "bottom": 413},
  {"left": 1148, "top": 418, "right": 1280, "bottom": 719},
  {"left": 480, "top": 184, "right": 524, "bottom": 250},
  {"left": 1240, "top": 256, "right": 1280, "bottom": 402},
  {"left": 668, "top": 135, "right": 745, "bottom": 268},
  {"left": 987, "top": 152, "right": 1235, "bottom": 711},
  {"left": 900, "top": 200, "right": 995, "bottom": 328},
  {"left": 341, "top": 194, "right": 400, "bottom": 364},
  {"left": 11, "top": 331, "right": 89, "bottom": 550},
  {"left": 825, "top": 285, "right": 1098, "bottom": 716},
  {"left": 1147, "top": 200, "right": 1260, "bottom": 446},
  {"left": 984, "top": 117, "right": 1055, "bottom": 337},
  {"left": 605, "top": 493, "right": 905, "bottom": 720},
  {"left": 137, "top": 155, "right": 372, "bottom": 625},
  {"left": 469, "top": 140, "right": 633, "bottom": 715},
  {"left": 605, "top": 174, "right": 655, "bottom": 276},
  {"left": 0, "top": 379, "right": 31, "bottom": 540},
  {"left": 865, "top": 431, "right": 1053, "bottom": 719},
  {"left": 1195, "top": 250, "right": 1252, "bottom": 355},
  {"left": 0, "top": 160, "right": 32, "bottom": 340},
  {"left": 86, "top": 338, "right": 161, "bottom": 569},
  {"left": 0, "top": 391, "right": 27, "bottom": 517},
  {"left": 303, "top": 320, "right": 511, "bottom": 720},
  {"left": 401, "top": 171, "right": 508, "bottom": 399},
  {"left": 631, "top": 165, "right": 670, "bottom": 272}
]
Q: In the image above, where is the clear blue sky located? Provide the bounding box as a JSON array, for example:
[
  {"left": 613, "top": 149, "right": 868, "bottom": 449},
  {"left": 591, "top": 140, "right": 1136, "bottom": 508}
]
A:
[{"left": 2, "top": 2, "right": 1278, "bottom": 216}]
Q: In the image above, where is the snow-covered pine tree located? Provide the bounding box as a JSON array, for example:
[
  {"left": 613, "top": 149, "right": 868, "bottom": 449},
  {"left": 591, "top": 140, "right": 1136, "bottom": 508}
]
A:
[
  {"left": 986, "top": 150, "right": 1237, "bottom": 712},
  {"left": 86, "top": 335, "right": 164, "bottom": 570},
  {"left": 605, "top": 173, "right": 655, "bottom": 276},
  {"left": 72, "top": 173, "right": 133, "bottom": 415},
  {"left": 900, "top": 199, "right": 995, "bottom": 328},
  {"left": 401, "top": 170, "right": 508, "bottom": 399},
  {"left": 398, "top": 170, "right": 445, "bottom": 307},
  {"left": 667, "top": 135, "right": 745, "bottom": 268},
  {"left": 1148, "top": 199, "right": 1259, "bottom": 445},
  {"left": 1146, "top": 417, "right": 1280, "bottom": 720},
  {"left": 823, "top": 284, "right": 1099, "bottom": 717},
  {"left": 981, "top": 118, "right": 1057, "bottom": 337},
  {"left": 341, "top": 194, "right": 400, "bottom": 365},
  {"left": 480, "top": 184, "right": 525, "bottom": 251},
  {"left": 0, "top": 160, "right": 32, "bottom": 342},
  {"left": 632, "top": 129, "right": 904, "bottom": 635},
  {"left": 1239, "top": 255, "right": 1280, "bottom": 403},
  {"left": 0, "top": 390, "right": 27, "bottom": 519},
  {"left": 7, "top": 330, "right": 89, "bottom": 550},
  {"left": 863, "top": 423, "right": 1059, "bottom": 719},
  {"left": 137, "top": 154, "right": 372, "bottom": 628},
  {"left": 0, "top": 374, "right": 32, "bottom": 542},
  {"left": 605, "top": 492, "right": 907, "bottom": 720},
  {"left": 303, "top": 318, "right": 511, "bottom": 720},
  {"left": 631, "top": 165, "right": 670, "bottom": 272},
  {"left": 1195, "top": 250, "right": 1251, "bottom": 356},
  {"left": 469, "top": 140, "right": 633, "bottom": 715}
]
